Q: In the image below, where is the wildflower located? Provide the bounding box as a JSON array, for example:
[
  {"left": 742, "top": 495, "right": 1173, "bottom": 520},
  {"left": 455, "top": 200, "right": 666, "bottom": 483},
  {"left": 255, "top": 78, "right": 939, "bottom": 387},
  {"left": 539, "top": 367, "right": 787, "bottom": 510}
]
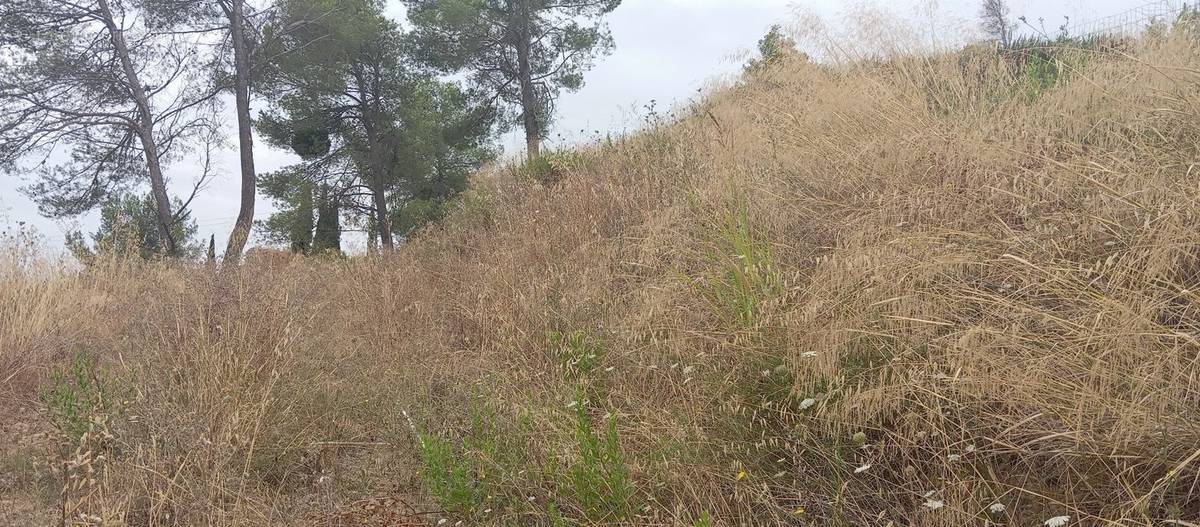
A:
[
  {"left": 947, "top": 454, "right": 961, "bottom": 462},
  {"left": 1045, "top": 516, "right": 1070, "bottom": 527},
  {"left": 854, "top": 464, "right": 871, "bottom": 474},
  {"left": 527, "top": 496, "right": 536, "bottom": 502},
  {"left": 736, "top": 470, "right": 748, "bottom": 481},
  {"left": 988, "top": 503, "right": 1006, "bottom": 513},
  {"left": 799, "top": 398, "right": 817, "bottom": 410},
  {"left": 924, "top": 500, "right": 945, "bottom": 510},
  {"left": 793, "top": 507, "right": 806, "bottom": 516},
  {"left": 965, "top": 444, "right": 976, "bottom": 453}
]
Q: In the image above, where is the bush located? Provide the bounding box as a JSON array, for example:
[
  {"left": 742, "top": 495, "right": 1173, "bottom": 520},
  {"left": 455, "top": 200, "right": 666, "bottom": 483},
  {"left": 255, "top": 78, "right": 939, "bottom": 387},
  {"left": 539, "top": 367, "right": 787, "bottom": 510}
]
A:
[{"left": 41, "top": 352, "right": 108, "bottom": 443}]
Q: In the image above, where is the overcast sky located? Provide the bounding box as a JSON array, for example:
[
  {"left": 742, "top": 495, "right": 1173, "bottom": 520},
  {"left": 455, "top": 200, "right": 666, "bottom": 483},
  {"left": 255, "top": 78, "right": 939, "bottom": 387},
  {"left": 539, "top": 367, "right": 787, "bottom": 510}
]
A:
[{"left": 0, "top": 0, "right": 1161, "bottom": 253}]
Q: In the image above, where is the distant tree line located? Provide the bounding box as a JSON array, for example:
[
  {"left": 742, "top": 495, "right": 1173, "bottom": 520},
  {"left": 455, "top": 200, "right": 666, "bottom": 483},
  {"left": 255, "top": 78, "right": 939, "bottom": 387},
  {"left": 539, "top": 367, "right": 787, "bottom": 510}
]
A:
[{"left": 0, "top": 0, "right": 622, "bottom": 262}]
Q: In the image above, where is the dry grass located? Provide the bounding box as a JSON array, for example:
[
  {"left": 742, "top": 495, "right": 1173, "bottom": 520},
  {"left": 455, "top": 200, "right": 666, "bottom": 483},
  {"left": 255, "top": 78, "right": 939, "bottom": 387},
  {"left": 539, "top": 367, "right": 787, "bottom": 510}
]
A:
[{"left": 3, "top": 22, "right": 1200, "bottom": 527}]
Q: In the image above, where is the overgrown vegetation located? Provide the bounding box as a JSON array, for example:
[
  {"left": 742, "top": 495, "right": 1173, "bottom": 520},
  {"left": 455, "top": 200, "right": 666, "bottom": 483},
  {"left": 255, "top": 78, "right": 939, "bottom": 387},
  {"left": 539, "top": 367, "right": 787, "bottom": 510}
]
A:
[
  {"left": 3, "top": 9, "right": 1200, "bottom": 527},
  {"left": 41, "top": 353, "right": 108, "bottom": 444}
]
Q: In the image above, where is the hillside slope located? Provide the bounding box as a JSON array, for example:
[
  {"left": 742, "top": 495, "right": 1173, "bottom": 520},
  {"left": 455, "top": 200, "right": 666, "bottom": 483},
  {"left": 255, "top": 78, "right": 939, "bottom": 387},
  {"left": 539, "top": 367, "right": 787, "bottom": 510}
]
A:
[{"left": 4, "top": 31, "right": 1200, "bottom": 527}]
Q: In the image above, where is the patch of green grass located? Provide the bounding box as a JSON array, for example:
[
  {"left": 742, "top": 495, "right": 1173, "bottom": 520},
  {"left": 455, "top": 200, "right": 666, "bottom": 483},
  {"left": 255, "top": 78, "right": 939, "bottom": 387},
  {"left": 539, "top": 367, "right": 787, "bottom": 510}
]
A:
[
  {"left": 517, "top": 152, "right": 583, "bottom": 186},
  {"left": 415, "top": 386, "right": 634, "bottom": 524},
  {"left": 700, "top": 203, "right": 782, "bottom": 329},
  {"left": 547, "top": 330, "right": 605, "bottom": 379}
]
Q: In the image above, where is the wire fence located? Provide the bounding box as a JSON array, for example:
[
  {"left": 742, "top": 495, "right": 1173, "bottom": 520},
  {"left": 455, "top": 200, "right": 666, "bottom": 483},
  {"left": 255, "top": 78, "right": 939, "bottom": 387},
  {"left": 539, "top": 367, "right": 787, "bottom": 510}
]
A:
[{"left": 1067, "top": 0, "right": 1189, "bottom": 38}]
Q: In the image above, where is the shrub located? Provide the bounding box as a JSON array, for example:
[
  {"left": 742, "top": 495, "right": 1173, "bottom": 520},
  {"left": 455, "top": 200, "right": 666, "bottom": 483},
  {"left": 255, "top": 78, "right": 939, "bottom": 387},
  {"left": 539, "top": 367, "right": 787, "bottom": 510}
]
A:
[
  {"left": 560, "top": 390, "right": 634, "bottom": 523},
  {"left": 40, "top": 352, "right": 108, "bottom": 443}
]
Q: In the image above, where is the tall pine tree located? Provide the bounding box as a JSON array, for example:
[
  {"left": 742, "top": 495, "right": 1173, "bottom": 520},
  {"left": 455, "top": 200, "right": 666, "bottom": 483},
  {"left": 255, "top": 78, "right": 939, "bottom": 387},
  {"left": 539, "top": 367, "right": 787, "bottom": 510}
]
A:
[{"left": 404, "top": 0, "right": 620, "bottom": 160}]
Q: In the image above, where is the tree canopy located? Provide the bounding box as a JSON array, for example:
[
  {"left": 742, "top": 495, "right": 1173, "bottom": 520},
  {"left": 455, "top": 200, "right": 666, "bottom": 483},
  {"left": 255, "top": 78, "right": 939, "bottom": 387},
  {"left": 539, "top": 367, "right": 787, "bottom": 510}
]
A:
[
  {"left": 0, "top": 0, "right": 221, "bottom": 256},
  {"left": 66, "top": 192, "right": 201, "bottom": 262},
  {"left": 257, "top": 0, "right": 497, "bottom": 252},
  {"left": 404, "top": 0, "right": 620, "bottom": 159},
  {"left": 1, "top": 0, "right": 620, "bottom": 258}
]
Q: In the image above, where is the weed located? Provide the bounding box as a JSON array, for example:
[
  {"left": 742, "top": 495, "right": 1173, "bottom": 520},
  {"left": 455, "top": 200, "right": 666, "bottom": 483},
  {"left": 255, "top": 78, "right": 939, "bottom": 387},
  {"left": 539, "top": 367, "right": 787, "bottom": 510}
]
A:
[
  {"left": 40, "top": 352, "right": 107, "bottom": 443},
  {"left": 417, "top": 431, "right": 486, "bottom": 515},
  {"left": 547, "top": 330, "right": 605, "bottom": 379},
  {"left": 560, "top": 389, "right": 634, "bottom": 523},
  {"left": 517, "top": 151, "right": 582, "bottom": 186},
  {"left": 700, "top": 202, "right": 781, "bottom": 328}
]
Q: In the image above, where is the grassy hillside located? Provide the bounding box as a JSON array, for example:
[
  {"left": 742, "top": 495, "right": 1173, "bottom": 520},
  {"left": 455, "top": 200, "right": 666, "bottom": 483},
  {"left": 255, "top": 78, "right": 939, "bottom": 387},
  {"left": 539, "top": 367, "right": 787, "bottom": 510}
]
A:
[{"left": 4, "top": 28, "right": 1200, "bottom": 527}]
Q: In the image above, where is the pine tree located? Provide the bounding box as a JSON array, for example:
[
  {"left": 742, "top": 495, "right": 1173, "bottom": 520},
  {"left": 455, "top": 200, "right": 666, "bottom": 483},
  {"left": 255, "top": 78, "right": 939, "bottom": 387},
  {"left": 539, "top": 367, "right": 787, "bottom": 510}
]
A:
[{"left": 404, "top": 0, "right": 620, "bottom": 160}]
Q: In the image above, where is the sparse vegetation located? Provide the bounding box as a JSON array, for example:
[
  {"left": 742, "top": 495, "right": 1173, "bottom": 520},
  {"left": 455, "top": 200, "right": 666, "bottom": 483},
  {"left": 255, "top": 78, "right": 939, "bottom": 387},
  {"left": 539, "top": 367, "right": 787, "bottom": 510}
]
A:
[{"left": 4, "top": 9, "right": 1200, "bottom": 527}]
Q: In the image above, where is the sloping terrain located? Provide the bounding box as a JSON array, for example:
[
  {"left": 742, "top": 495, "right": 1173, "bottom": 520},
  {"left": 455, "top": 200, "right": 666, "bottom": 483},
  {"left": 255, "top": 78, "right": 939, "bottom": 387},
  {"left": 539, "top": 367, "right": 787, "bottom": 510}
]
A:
[{"left": 3, "top": 30, "right": 1200, "bottom": 526}]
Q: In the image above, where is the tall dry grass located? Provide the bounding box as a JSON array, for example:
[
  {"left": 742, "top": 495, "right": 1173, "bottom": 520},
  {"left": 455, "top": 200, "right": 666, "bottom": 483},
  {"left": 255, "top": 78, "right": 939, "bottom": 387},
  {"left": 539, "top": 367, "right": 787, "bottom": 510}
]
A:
[{"left": 3, "top": 22, "right": 1200, "bottom": 527}]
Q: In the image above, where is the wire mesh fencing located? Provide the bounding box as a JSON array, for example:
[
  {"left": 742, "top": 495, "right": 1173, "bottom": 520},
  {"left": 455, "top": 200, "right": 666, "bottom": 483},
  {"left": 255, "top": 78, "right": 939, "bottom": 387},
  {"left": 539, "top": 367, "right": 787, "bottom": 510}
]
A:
[{"left": 1066, "top": 0, "right": 1191, "bottom": 38}]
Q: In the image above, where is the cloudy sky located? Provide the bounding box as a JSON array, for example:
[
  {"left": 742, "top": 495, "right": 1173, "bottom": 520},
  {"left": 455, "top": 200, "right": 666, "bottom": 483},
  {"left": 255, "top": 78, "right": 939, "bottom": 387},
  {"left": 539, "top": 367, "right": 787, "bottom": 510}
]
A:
[{"left": 0, "top": 0, "right": 1161, "bottom": 252}]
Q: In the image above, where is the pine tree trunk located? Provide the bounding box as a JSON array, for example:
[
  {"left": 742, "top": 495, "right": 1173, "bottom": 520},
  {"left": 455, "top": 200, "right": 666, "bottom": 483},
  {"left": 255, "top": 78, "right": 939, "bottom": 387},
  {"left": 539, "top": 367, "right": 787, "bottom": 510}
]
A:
[
  {"left": 292, "top": 181, "right": 315, "bottom": 254},
  {"left": 515, "top": 0, "right": 540, "bottom": 161},
  {"left": 360, "top": 111, "right": 393, "bottom": 251},
  {"left": 223, "top": 0, "right": 258, "bottom": 264},
  {"left": 371, "top": 183, "right": 393, "bottom": 251},
  {"left": 312, "top": 184, "right": 341, "bottom": 254},
  {"left": 97, "top": 0, "right": 177, "bottom": 257}
]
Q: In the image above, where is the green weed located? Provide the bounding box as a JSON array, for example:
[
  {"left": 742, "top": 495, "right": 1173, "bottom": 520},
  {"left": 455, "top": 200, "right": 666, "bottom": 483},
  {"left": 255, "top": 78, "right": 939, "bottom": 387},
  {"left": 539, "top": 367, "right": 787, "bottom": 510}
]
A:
[
  {"left": 547, "top": 330, "right": 605, "bottom": 379},
  {"left": 40, "top": 352, "right": 108, "bottom": 443},
  {"left": 417, "top": 432, "right": 486, "bottom": 515},
  {"left": 701, "top": 203, "right": 781, "bottom": 328},
  {"left": 517, "top": 152, "right": 583, "bottom": 186},
  {"left": 560, "top": 389, "right": 635, "bottom": 523}
]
